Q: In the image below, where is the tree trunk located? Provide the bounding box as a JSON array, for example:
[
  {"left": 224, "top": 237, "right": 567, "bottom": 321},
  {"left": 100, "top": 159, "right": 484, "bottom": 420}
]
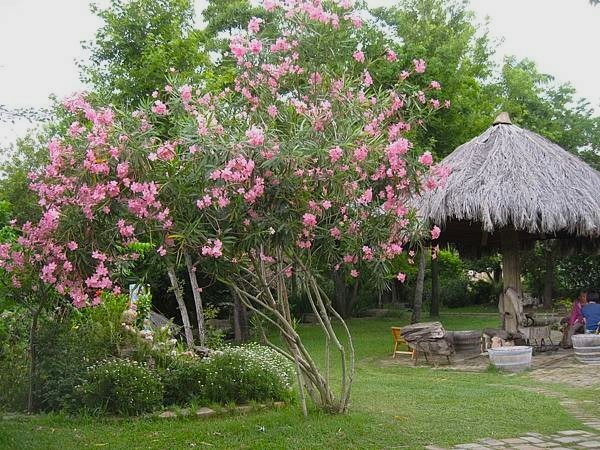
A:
[
  {"left": 430, "top": 252, "right": 440, "bottom": 318},
  {"left": 411, "top": 250, "right": 426, "bottom": 324},
  {"left": 332, "top": 270, "right": 348, "bottom": 318},
  {"left": 184, "top": 252, "right": 206, "bottom": 348},
  {"left": 391, "top": 279, "right": 398, "bottom": 305},
  {"left": 543, "top": 247, "right": 554, "bottom": 309},
  {"left": 500, "top": 229, "right": 523, "bottom": 333},
  {"left": 232, "top": 288, "right": 249, "bottom": 343},
  {"left": 166, "top": 263, "right": 194, "bottom": 348},
  {"left": 28, "top": 304, "right": 42, "bottom": 413},
  {"left": 346, "top": 280, "right": 359, "bottom": 318}
]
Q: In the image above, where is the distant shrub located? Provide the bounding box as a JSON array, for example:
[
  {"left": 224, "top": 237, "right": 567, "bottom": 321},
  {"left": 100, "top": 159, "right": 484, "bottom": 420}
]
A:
[{"left": 76, "top": 359, "right": 163, "bottom": 416}]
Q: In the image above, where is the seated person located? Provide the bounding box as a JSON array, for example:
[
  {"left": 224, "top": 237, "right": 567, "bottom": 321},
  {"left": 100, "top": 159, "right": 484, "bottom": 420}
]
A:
[
  {"left": 582, "top": 292, "right": 600, "bottom": 334},
  {"left": 561, "top": 291, "right": 587, "bottom": 348}
]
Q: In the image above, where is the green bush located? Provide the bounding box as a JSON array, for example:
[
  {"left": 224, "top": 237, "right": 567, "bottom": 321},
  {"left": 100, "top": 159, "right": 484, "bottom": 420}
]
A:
[
  {"left": 439, "top": 276, "right": 470, "bottom": 308},
  {"left": 0, "top": 309, "right": 29, "bottom": 410},
  {"left": 77, "top": 359, "right": 163, "bottom": 416},
  {"left": 203, "top": 344, "right": 295, "bottom": 404},
  {"left": 159, "top": 357, "right": 208, "bottom": 406}
]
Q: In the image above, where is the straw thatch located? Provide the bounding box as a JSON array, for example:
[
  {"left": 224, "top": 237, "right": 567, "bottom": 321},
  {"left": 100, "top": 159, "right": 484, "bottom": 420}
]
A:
[{"left": 420, "top": 116, "right": 600, "bottom": 242}]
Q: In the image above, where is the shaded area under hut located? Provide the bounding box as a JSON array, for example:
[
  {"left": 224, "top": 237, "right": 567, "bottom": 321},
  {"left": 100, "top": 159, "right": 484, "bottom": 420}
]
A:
[{"left": 419, "top": 112, "right": 600, "bottom": 333}]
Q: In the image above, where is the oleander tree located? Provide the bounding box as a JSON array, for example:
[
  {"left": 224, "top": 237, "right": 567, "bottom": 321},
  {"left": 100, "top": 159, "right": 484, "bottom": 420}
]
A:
[{"left": 129, "top": 0, "right": 448, "bottom": 414}]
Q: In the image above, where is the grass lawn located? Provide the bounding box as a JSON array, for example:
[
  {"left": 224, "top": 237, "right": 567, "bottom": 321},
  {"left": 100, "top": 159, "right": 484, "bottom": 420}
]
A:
[{"left": 0, "top": 308, "right": 588, "bottom": 449}]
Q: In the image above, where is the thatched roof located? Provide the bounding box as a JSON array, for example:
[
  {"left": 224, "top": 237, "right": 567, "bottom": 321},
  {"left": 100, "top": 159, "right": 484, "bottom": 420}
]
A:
[{"left": 420, "top": 114, "right": 600, "bottom": 245}]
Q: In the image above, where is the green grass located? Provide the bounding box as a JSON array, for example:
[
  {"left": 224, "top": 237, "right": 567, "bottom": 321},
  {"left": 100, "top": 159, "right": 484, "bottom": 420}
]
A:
[{"left": 0, "top": 307, "right": 588, "bottom": 450}]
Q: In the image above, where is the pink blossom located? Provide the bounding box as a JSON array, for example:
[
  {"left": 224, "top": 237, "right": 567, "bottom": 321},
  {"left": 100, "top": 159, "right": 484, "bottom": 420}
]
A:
[
  {"left": 431, "top": 226, "right": 441, "bottom": 240},
  {"left": 350, "top": 269, "right": 359, "bottom": 278},
  {"left": 353, "top": 144, "right": 368, "bottom": 162},
  {"left": 180, "top": 84, "right": 192, "bottom": 103},
  {"left": 249, "top": 39, "right": 262, "bottom": 54},
  {"left": 309, "top": 72, "right": 322, "bottom": 85},
  {"left": 362, "top": 70, "right": 373, "bottom": 87},
  {"left": 397, "top": 272, "right": 406, "bottom": 283},
  {"left": 330, "top": 227, "right": 341, "bottom": 239},
  {"left": 322, "top": 200, "right": 332, "bottom": 210},
  {"left": 358, "top": 188, "right": 373, "bottom": 205},
  {"left": 430, "top": 80, "right": 441, "bottom": 90},
  {"left": 156, "top": 141, "right": 177, "bottom": 161},
  {"left": 151, "top": 100, "right": 169, "bottom": 115},
  {"left": 248, "top": 17, "right": 263, "bottom": 33},
  {"left": 413, "top": 58, "right": 426, "bottom": 73},
  {"left": 267, "top": 104, "right": 278, "bottom": 118},
  {"left": 329, "top": 146, "right": 343, "bottom": 163},
  {"left": 353, "top": 50, "right": 365, "bottom": 63},
  {"left": 302, "top": 213, "right": 317, "bottom": 228},
  {"left": 348, "top": 13, "right": 363, "bottom": 28},
  {"left": 418, "top": 151, "right": 433, "bottom": 166},
  {"left": 386, "top": 49, "right": 397, "bottom": 62},
  {"left": 67, "top": 241, "right": 78, "bottom": 251},
  {"left": 246, "top": 125, "right": 265, "bottom": 146},
  {"left": 157, "top": 246, "right": 167, "bottom": 257},
  {"left": 201, "top": 239, "right": 223, "bottom": 258}
]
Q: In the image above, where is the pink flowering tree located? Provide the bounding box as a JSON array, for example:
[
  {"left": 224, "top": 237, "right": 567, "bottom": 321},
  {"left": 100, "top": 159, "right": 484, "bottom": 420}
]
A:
[
  {"left": 0, "top": 97, "right": 174, "bottom": 411},
  {"left": 126, "top": 0, "right": 448, "bottom": 414}
]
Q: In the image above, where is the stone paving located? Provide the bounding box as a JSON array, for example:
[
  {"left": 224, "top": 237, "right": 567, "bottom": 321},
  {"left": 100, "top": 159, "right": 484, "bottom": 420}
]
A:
[{"left": 425, "top": 430, "right": 600, "bottom": 450}]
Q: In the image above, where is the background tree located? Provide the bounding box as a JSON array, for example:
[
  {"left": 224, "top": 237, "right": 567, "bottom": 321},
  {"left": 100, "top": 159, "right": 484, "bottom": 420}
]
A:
[
  {"left": 80, "top": 0, "right": 209, "bottom": 107},
  {"left": 373, "top": 0, "right": 497, "bottom": 158}
]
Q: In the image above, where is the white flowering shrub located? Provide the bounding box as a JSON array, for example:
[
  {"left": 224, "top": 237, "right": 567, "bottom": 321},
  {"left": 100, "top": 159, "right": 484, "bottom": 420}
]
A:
[
  {"left": 202, "top": 343, "right": 295, "bottom": 404},
  {"left": 76, "top": 358, "right": 163, "bottom": 415}
]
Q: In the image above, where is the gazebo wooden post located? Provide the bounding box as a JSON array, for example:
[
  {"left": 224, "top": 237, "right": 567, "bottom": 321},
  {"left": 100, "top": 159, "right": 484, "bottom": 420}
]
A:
[{"left": 500, "top": 229, "right": 523, "bottom": 333}]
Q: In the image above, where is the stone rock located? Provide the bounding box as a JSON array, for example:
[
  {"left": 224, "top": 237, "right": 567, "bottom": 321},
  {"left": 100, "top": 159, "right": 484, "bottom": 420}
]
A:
[
  {"left": 235, "top": 405, "right": 253, "bottom": 414},
  {"left": 196, "top": 407, "right": 216, "bottom": 418},
  {"left": 178, "top": 408, "right": 191, "bottom": 417},
  {"left": 158, "top": 411, "right": 176, "bottom": 419}
]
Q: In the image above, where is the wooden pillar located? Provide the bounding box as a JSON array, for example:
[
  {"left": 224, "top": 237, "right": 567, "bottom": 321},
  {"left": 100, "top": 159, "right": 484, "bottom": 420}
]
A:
[
  {"left": 430, "top": 250, "right": 440, "bottom": 318},
  {"left": 542, "top": 246, "right": 554, "bottom": 309},
  {"left": 411, "top": 249, "right": 426, "bottom": 324},
  {"left": 500, "top": 229, "right": 523, "bottom": 333}
]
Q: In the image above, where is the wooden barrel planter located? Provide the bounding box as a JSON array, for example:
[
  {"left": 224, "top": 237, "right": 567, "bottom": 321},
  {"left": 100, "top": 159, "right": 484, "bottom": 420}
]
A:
[
  {"left": 450, "top": 330, "right": 482, "bottom": 354},
  {"left": 572, "top": 335, "right": 600, "bottom": 365},
  {"left": 488, "top": 346, "right": 532, "bottom": 372}
]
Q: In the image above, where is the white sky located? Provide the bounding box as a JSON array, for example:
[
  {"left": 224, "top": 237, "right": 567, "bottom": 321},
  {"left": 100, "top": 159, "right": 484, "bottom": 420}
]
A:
[{"left": 0, "top": 0, "right": 598, "bottom": 147}]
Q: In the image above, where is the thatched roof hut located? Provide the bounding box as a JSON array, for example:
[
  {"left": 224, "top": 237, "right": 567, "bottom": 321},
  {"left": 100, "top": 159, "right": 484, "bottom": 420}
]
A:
[
  {"left": 420, "top": 112, "right": 600, "bottom": 254},
  {"left": 419, "top": 112, "right": 600, "bottom": 332}
]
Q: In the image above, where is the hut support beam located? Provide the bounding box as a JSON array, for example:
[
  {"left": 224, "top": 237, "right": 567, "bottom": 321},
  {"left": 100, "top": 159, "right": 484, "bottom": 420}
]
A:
[{"left": 500, "top": 229, "right": 523, "bottom": 333}]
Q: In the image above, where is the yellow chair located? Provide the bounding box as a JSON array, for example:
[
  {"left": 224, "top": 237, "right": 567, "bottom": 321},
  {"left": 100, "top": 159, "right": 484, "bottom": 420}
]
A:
[{"left": 391, "top": 327, "right": 415, "bottom": 359}]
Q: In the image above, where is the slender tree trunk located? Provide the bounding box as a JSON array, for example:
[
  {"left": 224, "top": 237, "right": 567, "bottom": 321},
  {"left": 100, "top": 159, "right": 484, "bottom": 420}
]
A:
[
  {"left": 346, "top": 280, "right": 359, "bottom": 318},
  {"left": 184, "top": 252, "right": 206, "bottom": 348},
  {"left": 332, "top": 270, "right": 347, "bottom": 318},
  {"left": 28, "top": 303, "right": 42, "bottom": 413},
  {"left": 430, "top": 252, "right": 440, "bottom": 318},
  {"left": 543, "top": 247, "right": 554, "bottom": 309},
  {"left": 411, "top": 250, "right": 426, "bottom": 324},
  {"left": 166, "top": 263, "right": 194, "bottom": 348},
  {"left": 391, "top": 279, "right": 398, "bottom": 305},
  {"left": 231, "top": 287, "right": 249, "bottom": 343}
]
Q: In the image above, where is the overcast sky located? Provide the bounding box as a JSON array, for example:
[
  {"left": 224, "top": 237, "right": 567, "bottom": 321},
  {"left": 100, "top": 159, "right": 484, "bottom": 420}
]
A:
[{"left": 0, "top": 0, "right": 598, "bottom": 146}]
